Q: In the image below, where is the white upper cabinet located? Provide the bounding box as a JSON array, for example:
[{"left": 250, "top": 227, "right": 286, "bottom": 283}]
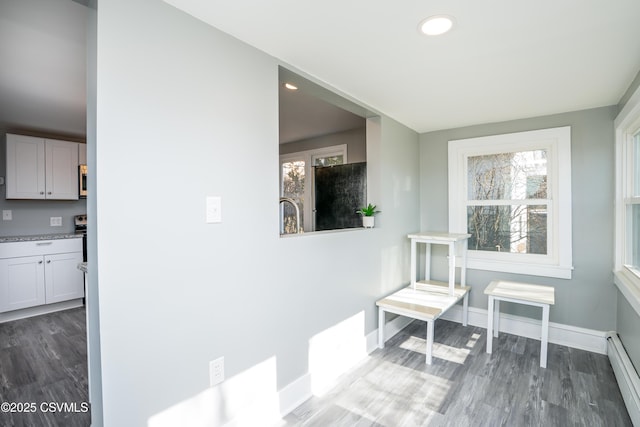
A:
[{"left": 6, "top": 133, "right": 79, "bottom": 200}]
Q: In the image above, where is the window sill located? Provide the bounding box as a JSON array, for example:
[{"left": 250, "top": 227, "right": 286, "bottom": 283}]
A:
[
  {"left": 614, "top": 268, "right": 640, "bottom": 318},
  {"left": 466, "top": 257, "right": 573, "bottom": 279}
]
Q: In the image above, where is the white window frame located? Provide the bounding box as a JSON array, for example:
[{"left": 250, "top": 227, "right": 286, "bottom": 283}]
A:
[
  {"left": 279, "top": 144, "right": 347, "bottom": 232},
  {"left": 448, "top": 126, "right": 573, "bottom": 279},
  {"left": 614, "top": 85, "right": 640, "bottom": 314}
]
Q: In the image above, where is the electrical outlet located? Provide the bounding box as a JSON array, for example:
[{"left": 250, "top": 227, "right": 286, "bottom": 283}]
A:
[
  {"left": 50, "top": 216, "right": 62, "bottom": 226},
  {"left": 209, "top": 357, "right": 224, "bottom": 386},
  {"left": 2, "top": 210, "right": 11, "bottom": 221}
]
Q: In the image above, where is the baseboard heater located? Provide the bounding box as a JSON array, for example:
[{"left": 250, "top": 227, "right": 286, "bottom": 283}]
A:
[{"left": 607, "top": 332, "right": 640, "bottom": 426}]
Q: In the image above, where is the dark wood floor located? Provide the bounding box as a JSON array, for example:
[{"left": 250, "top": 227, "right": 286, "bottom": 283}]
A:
[
  {"left": 285, "top": 319, "right": 633, "bottom": 427},
  {"left": 0, "top": 307, "right": 90, "bottom": 427}
]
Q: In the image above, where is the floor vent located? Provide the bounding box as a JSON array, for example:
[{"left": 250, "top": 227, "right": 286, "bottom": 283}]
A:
[{"left": 607, "top": 332, "right": 640, "bottom": 426}]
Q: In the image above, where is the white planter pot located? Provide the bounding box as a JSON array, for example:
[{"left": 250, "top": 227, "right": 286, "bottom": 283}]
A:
[{"left": 362, "top": 216, "right": 375, "bottom": 228}]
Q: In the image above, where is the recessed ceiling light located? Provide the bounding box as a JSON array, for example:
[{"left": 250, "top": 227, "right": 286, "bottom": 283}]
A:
[
  {"left": 284, "top": 83, "right": 298, "bottom": 90},
  {"left": 419, "top": 15, "right": 455, "bottom": 36}
]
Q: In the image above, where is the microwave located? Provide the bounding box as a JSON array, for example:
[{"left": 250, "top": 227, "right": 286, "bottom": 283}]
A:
[{"left": 79, "top": 164, "right": 88, "bottom": 198}]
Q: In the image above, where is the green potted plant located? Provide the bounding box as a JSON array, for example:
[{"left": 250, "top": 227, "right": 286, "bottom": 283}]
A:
[{"left": 356, "top": 203, "right": 380, "bottom": 228}]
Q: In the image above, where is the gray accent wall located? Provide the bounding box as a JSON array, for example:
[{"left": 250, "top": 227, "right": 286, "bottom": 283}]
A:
[
  {"left": 419, "top": 106, "right": 617, "bottom": 331},
  {"left": 617, "top": 296, "right": 640, "bottom": 371},
  {"left": 95, "top": 1, "right": 419, "bottom": 425}
]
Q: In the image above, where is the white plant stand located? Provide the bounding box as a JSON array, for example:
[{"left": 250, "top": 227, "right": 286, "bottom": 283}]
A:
[
  {"left": 377, "top": 232, "right": 471, "bottom": 364},
  {"left": 485, "top": 280, "right": 555, "bottom": 368}
]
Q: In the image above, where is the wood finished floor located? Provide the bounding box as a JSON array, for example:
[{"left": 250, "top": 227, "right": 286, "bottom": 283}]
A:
[
  {"left": 285, "top": 319, "right": 633, "bottom": 427},
  {"left": 0, "top": 307, "right": 90, "bottom": 427}
]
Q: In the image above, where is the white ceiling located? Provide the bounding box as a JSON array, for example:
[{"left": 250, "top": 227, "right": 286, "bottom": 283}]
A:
[
  {"left": 166, "top": 0, "right": 640, "bottom": 133},
  {"left": 0, "top": 0, "right": 87, "bottom": 136},
  {"left": 2, "top": 1, "right": 640, "bottom": 139}
]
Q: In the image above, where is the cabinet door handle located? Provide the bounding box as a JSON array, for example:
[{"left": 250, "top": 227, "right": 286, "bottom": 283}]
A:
[
  {"left": 36, "top": 242, "right": 53, "bottom": 246},
  {"left": 38, "top": 260, "right": 43, "bottom": 264},
  {"left": 40, "top": 191, "right": 44, "bottom": 195},
  {"left": 46, "top": 260, "right": 51, "bottom": 264},
  {"left": 47, "top": 192, "right": 52, "bottom": 195}
]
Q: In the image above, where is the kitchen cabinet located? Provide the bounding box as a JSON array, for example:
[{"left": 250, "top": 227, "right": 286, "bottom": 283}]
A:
[
  {"left": 0, "top": 238, "right": 84, "bottom": 314},
  {"left": 5, "top": 133, "right": 79, "bottom": 200}
]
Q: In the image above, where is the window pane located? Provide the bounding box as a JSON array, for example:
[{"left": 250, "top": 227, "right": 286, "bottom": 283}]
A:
[
  {"left": 634, "top": 133, "right": 640, "bottom": 198},
  {"left": 467, "top": 204, "right": 547, "bottom": 254},
  {"left": 468, "top": 150, "right": 547, "bottom": 200},
  {"left": 281, "top": 161, "right": 305, "bottom": 234},
  {"left": 314, "top": 155, "right": 344, "bottom": 167},
  {"left": 630, "top": 204, "right": 640, "bottom": 269}
]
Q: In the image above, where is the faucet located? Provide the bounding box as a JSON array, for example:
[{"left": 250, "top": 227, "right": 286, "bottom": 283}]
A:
[{"left": 279, "top": 197, "right": 300, "bottom": 234}]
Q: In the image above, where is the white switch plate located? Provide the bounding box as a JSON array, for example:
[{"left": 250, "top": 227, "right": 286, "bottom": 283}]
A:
[
  {"left": 206, "top": 196, "right": 222, "bottom": 223},
  {"left": 2, "top": 210, "right": 11, "bottom": 221},
  {"left": 0, "top": 177, "right": 4, "bottom": 185},
  {"left": 50, "top": 216, "right": 62, "bottom": 226},
  {"left": 209, "top": 356, "right": 224, "bottom": 386}
]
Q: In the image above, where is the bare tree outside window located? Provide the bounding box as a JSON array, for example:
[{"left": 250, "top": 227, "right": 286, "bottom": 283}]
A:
[
  {"left": 281, "top": 160, "right": 305, "bottom": 234},
  {"left": 466, "top": 150, "right": 548, "bottom": 254}
]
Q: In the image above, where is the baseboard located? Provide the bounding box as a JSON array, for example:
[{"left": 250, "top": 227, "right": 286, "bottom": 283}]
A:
[
  {"left": 0, "top": 299, "right": 84, "bottom": 324},
  {"left": 279, "top": 314, "right": 411, "bottom": 417},
  {"left": 278, "top": 373, "right": 311, "bottom": 417},
  {"left": 439, "top": 305, "right": 608, "bottom": 354},
  {"left": 278, "top": 305, "right": 608, "bottom": 418}
]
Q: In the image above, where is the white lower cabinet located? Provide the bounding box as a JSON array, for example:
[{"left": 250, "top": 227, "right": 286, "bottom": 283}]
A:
[
  {"left": 0, "top": 256, "right": 46, "bottom": 312},
  {"left": 0, "top": 238, "right": 84, "bottom": 314}
]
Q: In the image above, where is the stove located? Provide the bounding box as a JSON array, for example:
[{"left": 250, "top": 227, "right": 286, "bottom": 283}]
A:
[{"left": 74, "top": 214, "right": 87, "bottom": 261}]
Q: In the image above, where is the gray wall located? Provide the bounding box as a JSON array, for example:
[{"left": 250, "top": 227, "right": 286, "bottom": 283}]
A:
[
  {"left": 419, "top": 106, "right": 617, "bottom": 330},
  {"left": 617, "top": 296, "right": 640, "bottom": 370},
  {"left": 618, "top": 69, "right": 640, "bottom": 113},
  {"left": 279, "top": 127, "right": 367, "bottom": 163},
  {"left": 0, "top": 127, "right": 87, "bottom": 236},
  {"left": 95, "top": 1, "right": 419, "bottom": 425}
]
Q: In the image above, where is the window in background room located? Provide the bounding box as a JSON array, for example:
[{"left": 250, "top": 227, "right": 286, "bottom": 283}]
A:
[
  {"left": 449, "top": 127, "right": 572, "bottom": 279},
  {"left": 279, "top": 145, "right": 347, "bottom": 234}
]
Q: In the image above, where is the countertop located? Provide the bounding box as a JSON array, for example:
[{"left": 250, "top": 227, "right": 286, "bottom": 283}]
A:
[{"left": 0, "top": 233, "right": 83, "bottom": 244}]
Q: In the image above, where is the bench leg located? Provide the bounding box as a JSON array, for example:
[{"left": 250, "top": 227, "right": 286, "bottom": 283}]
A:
[
  {"left": 426, "top": 320, "right": 434, "bottom": 364},
  {"left": 494, "top": 299, "right": 500, "bottom": 338},
  {"left": 487, "top": 296, "right": 494, "bottom": 354},
  {"left": 462, "top": 292, "right": 469, "bottom": 327},
  {"left": 541, "top": 304, "right": 550, "bottom": 368},
  {"left": 378, "top": 307, "right": 385, "bottom": 349}
]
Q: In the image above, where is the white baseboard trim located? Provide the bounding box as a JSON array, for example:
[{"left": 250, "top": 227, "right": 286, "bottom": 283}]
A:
[
  {"left": 278, "top": 305, "right": 607, "bottom": 418},
  {"left": 439, "top": 305, "right": 608, "bottom": 355},
  {"left": 278, "top": 373, "right": 311, "bottom": 417},
  {"left": 0, "top": 299, "right": 84, "bottom": 324},
  {"left": 279, "top": 314, "right": 412, "bottom": 417},
  {"left": 365, "top": 314, "right": 413, "bottom": 354}
]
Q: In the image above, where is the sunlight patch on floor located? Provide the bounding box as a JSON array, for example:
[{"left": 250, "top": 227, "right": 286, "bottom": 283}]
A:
[
  {"left": 399, "top": 335, "right": 471, "bottom": 364},
  {"left": 333, "top": 360, "right": 452, "bottom": 424}
]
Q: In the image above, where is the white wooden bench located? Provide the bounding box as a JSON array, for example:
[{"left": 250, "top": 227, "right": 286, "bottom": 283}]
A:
[{"left": 377, "top": 281, "right": 470, "bottom": 364}]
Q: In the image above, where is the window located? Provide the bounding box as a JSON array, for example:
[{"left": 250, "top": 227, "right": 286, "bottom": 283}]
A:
[
  {"left": 615, "top": 88, "right": 640, "bottom": 292},
  {"left": 279, "top": 145, "right": 347, "bottom": 234},
  {"left": 448, "top": 127, "right": 573, "bottom": 278}
]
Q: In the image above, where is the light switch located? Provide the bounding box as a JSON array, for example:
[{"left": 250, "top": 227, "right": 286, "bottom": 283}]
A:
[
  {"left": 2, "top": 210, "right": 11, "bottom": 221},
  {"left": 206, "top": 196, "right": 222, "bottom": 223}
]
